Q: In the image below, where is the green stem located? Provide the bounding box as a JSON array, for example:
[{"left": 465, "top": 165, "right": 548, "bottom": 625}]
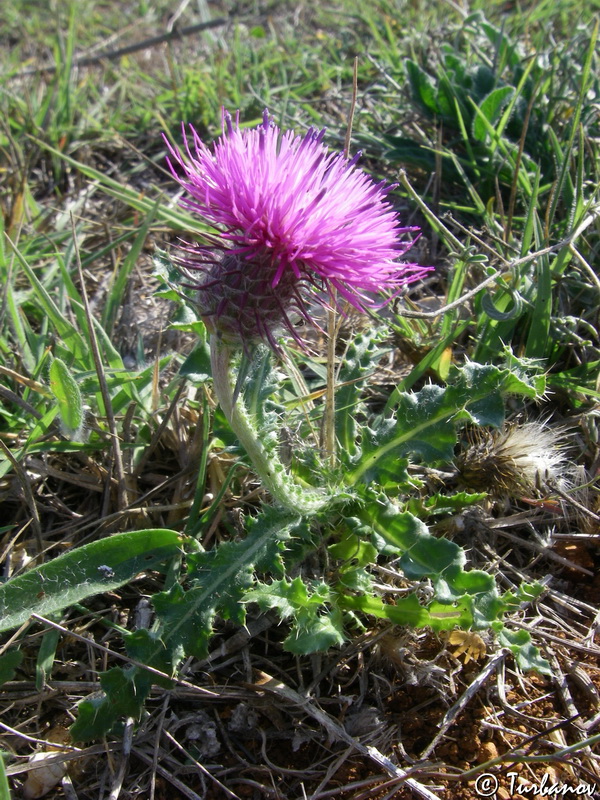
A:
[{"left": 210, "top": 336, "right": 330, "bottom": 515}]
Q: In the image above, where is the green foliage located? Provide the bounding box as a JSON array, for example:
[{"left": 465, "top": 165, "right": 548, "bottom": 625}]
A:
[
  {"left": 361, "top": 10, "right": 599, "bottom": 393},
  {"left": 0, "top": 650, "right": 23, "bottom": 686},
  {"left": 2, "top": 0, "right": 589, "bottom": 761},
  {"left": 350, "top": 361, "right": 544, "bottom": 488},
  {"left": 48, "top": 357, "right": 84, "bottom": 438},
  {"left": 401, "top": 12, "right": 562, "bottom": 193},
  {"left": 244, "top": 578, "right": 346, "bottom": 654},
  {"left": 335, "top": 331, "right": 385, "bottom": 457},
  {"left": 494, "top": 626, "right": 553, "bottom": 675},
  {"left": 0, "top": 530, "right": 187, "bottom": 633},
  {"left": 70, "top": 506, "right": 300, "bottom": 740}
]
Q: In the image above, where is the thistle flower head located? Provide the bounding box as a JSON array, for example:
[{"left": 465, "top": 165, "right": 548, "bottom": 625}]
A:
[{"left": 164, "top": 109, "right": 430, "bottom": 348}]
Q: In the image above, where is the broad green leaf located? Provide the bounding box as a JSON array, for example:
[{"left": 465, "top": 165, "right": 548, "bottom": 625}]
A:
[
  {"left": 382, "top": 135, "right": 438, "bottom": 173},
  {"left": 405, "top": 59, "right": 439, "bottom": 114},
  {"left": 49, "top": 357, "right": 84, "bottom": 437},
  {"left": 472, "top": 87, "right": 515, "bottom": 142},
  {"left": 179, "top": 342, "right": 212, "bottom": 383},
  {"left": 0, "top": 529, "right": 187, "bottom": 633},
  {"left": 495, "top": 626, "right": 551, "bottom": 675},
  {"left": 0, "top": 650, "right": 23, "bottom": 686}
]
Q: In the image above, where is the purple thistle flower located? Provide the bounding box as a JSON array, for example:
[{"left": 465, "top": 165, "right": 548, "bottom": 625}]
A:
[{"left": 165, "top": 109, "right": 430, "bottom": 349}]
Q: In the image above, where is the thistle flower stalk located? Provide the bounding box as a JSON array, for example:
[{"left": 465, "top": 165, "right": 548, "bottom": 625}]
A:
[{"left": 209, "top": 335, "right": 330, "bottom": 514}]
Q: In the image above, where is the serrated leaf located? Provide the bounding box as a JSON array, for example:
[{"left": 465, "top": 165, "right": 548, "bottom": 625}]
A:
[
  {"left": 357, "top": 498, "right": 503, "bottom": 627},
  {"left": 71, "top": 693, "right": 119, "bottom": 742},
  {"left": 243, "top": 577, "right": 306, "bottom": 619},
  {"left": 337, "top": 565, "right": 373, "bottom": 593},
  {"left": 242, "top": 346, "right": 283, "bottom": 434},
  {"left": 244, "top": 577, "right": 345, "bottom": 654},
  {"left": 407, "top": 491, "right": 487, "bottom": 518},
  {"left": 123, "top": 629, "right": 177, "bottom": 689},
  {"left": 152, "top": 583, "right": 220, "bottom": 659},
  {"left": 360, "top": 500, "right": 468, "bottom": 581},
  {"left": 339, "top": 592, "right": 471, "bottom": 630},
  {"left": 153, "top": 507, "right": 300, "bottom": 658},
  {"left": 0, "top": 529, "right": 185, "bottom": 633},
  {"left": 328, "top": 531, "right": 378, "bottom": 567},
  {"left": 71, "top": 667, "right": 146, "bottom": 742},
  {"left": 71, "top": 628, "right": 181, "bottom": 742},
  {"left": 382, "top": 135, "right": 439, "bottom": 173},
  {"left": 335, "top": 331, "right": 382, "bottom": 458},
  {"left": 350, "top": 362, "right": 544, "bottom": 487},
  {"left": 284, "top": 606, "right": 345, "bottom": 654}
]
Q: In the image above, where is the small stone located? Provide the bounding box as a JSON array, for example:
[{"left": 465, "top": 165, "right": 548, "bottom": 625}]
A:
[{"left": 477, "top": 740, "right": 499, "bottom": 763}]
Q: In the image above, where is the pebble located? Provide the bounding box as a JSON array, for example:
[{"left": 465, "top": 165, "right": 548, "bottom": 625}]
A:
[{"left": 477, "top": 740, "right": 498, "bottom": 762}]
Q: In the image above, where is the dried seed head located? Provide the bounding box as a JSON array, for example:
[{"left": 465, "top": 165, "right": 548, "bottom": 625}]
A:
[{"left": 456, "top": 421, "right": 570, "bottom": 498}]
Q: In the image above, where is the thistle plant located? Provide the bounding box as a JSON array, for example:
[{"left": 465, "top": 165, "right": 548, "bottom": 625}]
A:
[
  {"left": 164, "top": 109, "right": 430, "bottom": 511},
  {"left": 0, "top": 110, "right": 553, "bottom": 744}
]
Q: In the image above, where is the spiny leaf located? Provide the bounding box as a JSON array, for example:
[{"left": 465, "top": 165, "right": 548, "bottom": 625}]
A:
[
  {"left": 494, "top": 625, "right": 552, "bottom": 675},
  {"left": 338, "top": 593, "right": 473, "bottom": 631},
  {"left": 71, "top": 667, "right": 147, "bottom": 742},
  {"left": 357, "top": 496, "right": 503, "bottom": 628},
  {"left": 244, "top": 578, "right": 346, "bottom": 654},
  {"left": 152, "top": 506, "right": 300, "bottom": 658},
  {"left": 242, "top": 346, "right": 284, "bottom": 441},
  {"left": 335, "top": 331, "right": 383, "bottom": 459},
  {"left": 349, "top": 361, "right": 544, "bottom": 487},
  {"left": 68, "top": 506, "right": 296, "bottom": 742}
]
